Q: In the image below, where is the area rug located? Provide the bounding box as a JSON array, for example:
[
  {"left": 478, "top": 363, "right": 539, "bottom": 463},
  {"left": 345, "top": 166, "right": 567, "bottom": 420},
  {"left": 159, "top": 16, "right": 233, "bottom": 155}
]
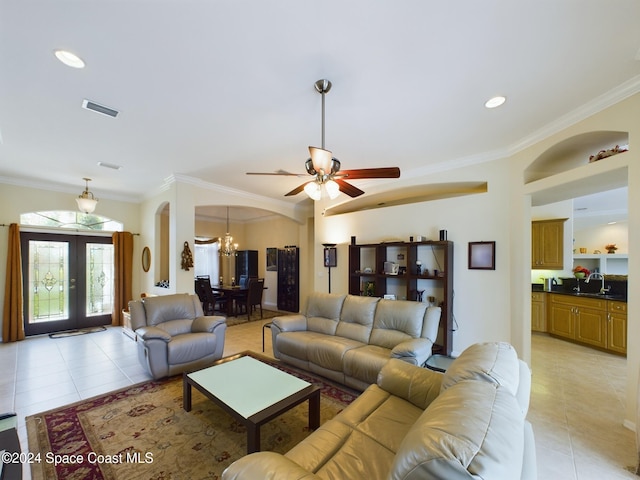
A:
[{"left": 26, "top": 356, "right": 358, "bottom": 480}]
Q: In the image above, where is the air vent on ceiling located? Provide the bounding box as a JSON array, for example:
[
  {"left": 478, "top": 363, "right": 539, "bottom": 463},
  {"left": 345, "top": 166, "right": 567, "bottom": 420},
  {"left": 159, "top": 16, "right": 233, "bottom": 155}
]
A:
[
  {"left": 97, "top": 161, "right": 122, "bottom": 170},
  {"left": 82, "top": 99, "right": 119, "bottom": 118}
]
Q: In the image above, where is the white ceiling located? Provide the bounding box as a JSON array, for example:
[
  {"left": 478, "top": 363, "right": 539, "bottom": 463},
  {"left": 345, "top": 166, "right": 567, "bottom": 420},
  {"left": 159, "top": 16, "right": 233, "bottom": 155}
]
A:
[{"left": 1, "top": 1, "right": 640, "bottom": 210}]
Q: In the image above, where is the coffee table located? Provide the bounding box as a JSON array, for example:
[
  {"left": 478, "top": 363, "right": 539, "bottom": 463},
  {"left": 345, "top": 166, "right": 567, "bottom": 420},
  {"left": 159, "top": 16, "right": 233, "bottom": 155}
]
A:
[{"left": 183, "top": 351, "right": 320, "bottom": 453}]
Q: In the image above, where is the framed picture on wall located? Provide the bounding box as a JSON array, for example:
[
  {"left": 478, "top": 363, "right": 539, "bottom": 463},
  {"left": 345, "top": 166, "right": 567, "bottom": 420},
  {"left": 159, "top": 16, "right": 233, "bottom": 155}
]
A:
[
  {"left": 323, "top": 246, "right": 337, "bottom": 267},
  {"left": 468, "top": 241, "right": 495, "bottom": 270},
  {"left": 266, "top": 247, "right": 278, "bottom": 271}
]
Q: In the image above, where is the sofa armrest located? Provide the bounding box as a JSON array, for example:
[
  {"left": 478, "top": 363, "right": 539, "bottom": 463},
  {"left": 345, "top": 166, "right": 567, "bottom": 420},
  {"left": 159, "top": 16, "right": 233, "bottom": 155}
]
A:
[
  {"left": 272, "top": 314, "right": 308, "bottom": 332},
  {"left": 391, "top": 338, "right": 434, "bottom": 366},
  {"left": 135, "top": 325, "right": 171, "bottom": 342},
  {"left": 222, "top": 451, "right": 319, "bottom": 479},
  {"left": 191, "top": 315, "right": 226, "bottom": 333},
  {"left": 377, "top": 358, "right": 443, "bottom": 410}
]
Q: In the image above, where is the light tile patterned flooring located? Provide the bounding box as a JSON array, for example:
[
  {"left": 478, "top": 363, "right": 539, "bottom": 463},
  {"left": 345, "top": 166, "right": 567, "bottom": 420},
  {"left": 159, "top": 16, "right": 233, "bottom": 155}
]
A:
[{"left": 0, "top": 323, "right": 637, "bottom": 479}]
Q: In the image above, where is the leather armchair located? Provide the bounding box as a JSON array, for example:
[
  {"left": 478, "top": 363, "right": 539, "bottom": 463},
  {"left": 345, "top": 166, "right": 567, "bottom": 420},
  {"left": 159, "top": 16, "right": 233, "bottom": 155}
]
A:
[{"left": 129, "top": 293, "right": 227, "bottom": 379}]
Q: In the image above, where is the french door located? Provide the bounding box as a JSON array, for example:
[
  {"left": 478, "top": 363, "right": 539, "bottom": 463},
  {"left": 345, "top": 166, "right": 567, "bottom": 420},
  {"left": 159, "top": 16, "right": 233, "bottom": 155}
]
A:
[{"left": 21, "top": 232, "right": 114, "bottom": 336}]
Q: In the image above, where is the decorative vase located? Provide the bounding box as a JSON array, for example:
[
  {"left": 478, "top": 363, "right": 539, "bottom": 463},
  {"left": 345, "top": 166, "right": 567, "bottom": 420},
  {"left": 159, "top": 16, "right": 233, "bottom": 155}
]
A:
[{"left": 574, "top": 272, "right": 585, "bottom": 279}]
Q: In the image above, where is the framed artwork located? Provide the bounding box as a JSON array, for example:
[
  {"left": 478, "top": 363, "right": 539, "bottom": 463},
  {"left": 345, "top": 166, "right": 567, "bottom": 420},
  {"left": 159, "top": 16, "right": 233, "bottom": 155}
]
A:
[
  {"left": 266, "top": 247, "right": 278, "bottom": 271},
  {"left": 468, "top": 241, "right": 495, "bottom": 270}
]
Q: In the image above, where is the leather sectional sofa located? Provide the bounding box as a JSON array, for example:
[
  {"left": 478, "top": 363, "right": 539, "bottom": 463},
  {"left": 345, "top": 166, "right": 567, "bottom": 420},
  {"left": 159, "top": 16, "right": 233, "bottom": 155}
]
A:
[
  {"left": 223, "top": 341, "right": 536, "bottom": 480},
  {"left": 270, "top": 292, "right": 442, "bottom": 391}
]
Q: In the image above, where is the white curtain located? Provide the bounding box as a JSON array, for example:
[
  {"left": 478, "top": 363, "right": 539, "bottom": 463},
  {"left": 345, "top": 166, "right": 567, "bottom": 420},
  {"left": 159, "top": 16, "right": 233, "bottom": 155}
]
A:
[{"left": 194, "top": 242, "right": 219, "bottom": 282}]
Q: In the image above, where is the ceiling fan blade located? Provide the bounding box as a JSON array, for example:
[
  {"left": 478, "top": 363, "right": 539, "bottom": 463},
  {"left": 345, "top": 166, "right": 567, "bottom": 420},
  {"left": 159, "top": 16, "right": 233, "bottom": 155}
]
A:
[
  {"left": 335, "top": 179, "right": 365, "bottom": 198},
  {"left": 285, "top": 183, "right": 309, "bottom": 196},
  {"left": 338, "top": 167, "right": 401, "bottom": 179}
]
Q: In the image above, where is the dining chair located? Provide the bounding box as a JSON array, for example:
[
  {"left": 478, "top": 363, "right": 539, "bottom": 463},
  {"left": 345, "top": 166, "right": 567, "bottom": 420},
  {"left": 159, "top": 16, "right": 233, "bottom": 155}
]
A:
[
  {"left": 238, "top": 277, "right": 265, "bottom": 320},
  {"left": 195, "top": 276, "right": 227, "bottom": 315}
]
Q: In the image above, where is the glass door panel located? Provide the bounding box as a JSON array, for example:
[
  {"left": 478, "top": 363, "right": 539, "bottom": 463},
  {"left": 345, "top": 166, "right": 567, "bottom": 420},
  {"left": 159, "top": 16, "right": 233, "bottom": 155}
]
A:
[{"left": 22, "top": 232, "right": 113, "bottom": 336}]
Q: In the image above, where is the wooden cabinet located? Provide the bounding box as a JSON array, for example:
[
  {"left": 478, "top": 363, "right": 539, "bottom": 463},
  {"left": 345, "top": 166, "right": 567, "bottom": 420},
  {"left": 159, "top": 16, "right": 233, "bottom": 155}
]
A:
[
  {"left": 531, "top": 292, "right": 547, "bottom": 332},
  {"left": 349, "top": 240, "right": 453, "bottom": 355},
  {"left": 548, "top": 294, "right": 626, "bottom": 355},
  {"left": 235, "top": 250, "right": 258, "bottom": 283},
  {"left": 532, "top": 219, "right": 567, "bottom": 269},
  {"left": 277, "top": 246, "right": 299, "bottom": 312},
  {"left": 607, "top": 301, "right": 627, "bottom": 354}
]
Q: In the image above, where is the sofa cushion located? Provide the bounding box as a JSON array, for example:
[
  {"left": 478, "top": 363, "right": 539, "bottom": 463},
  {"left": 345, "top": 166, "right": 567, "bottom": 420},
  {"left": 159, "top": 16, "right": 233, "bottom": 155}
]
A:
[
  {"left": 343, "top": 344, "right": 391, "bottom": 386},
  {"left": 167, "top": 332, "right": 219, "bottom": 365},
  {"left": 308, "top": 336, "right": 365, "bottom": 372},
  {"left": 391, "top": 380, "right": 525, "bottom": 480},
  {"left": 369, "top": 300, "right": 427, "bottom": 349},
  {"left": 441, "top": 341, "right": 520, "bottom": 396},
  {"left": 156, "top": 319, "right": 195, "bottom": 337},
  {"left": 335, "top": 295, "right": 378, "bottom": 343},
  {"left": 306, "top": 293, "right": 346, "bottom": 335},
  {"left": 275, "top": 331, "right": 328, "bottom": 361},
  {"left": 286, "top": 383, "right": 422, "bottom": 478},
  {"left": 142, "top": 293, "right": 196, "bottom": 327}
]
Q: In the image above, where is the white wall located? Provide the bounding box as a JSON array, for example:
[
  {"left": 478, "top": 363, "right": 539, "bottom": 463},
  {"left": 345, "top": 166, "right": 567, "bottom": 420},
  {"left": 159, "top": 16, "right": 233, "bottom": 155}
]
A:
[{"left": 313, "top": 157, "right": 513, "bottom": 357}]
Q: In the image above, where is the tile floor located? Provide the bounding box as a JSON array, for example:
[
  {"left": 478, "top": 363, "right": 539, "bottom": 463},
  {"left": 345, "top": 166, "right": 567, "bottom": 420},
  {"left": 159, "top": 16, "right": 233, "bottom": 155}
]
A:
[{"left": 0, "top": 323, "right": 637, "bottom": 479}]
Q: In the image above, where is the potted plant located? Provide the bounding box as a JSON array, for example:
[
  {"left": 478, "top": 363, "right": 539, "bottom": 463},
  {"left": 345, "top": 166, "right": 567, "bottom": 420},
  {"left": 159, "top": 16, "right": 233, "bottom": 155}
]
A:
[
  {"left": 573, "top": 265, "right": 590, "bottom": 279},
  {"left": 605, "top": 244, "right": 618, "bottom": 254}
]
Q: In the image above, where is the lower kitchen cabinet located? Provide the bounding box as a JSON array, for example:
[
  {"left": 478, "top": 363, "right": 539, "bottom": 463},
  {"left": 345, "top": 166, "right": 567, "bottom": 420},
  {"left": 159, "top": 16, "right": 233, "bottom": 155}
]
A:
[
  {"left": 548, "top": 294, "right": 626, "bottom": 355},
  {"left": 607, "top": 301, "right": 627, "bottom": 354},
  {"left": 531, "top": 292, "right": 547, "bottom": 332}
]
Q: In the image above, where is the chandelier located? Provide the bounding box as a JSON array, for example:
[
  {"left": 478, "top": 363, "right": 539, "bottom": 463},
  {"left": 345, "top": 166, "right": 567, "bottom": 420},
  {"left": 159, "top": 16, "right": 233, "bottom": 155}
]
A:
[
  {"left": 76, "top": 177, "right": 98, "bottom": 213},
  {"left": 218, "top": 206, "right": 238, "bottom": 257}
]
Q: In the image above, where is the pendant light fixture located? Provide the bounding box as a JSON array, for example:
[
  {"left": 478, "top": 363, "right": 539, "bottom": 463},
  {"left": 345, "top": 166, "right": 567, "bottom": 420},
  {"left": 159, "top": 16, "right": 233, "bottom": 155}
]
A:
[
  {"left": 218, "top": 206, "right": 238, "bottom": 256},
  {"left": 76, "top": 177, "right": 98, "bottom": 213}
]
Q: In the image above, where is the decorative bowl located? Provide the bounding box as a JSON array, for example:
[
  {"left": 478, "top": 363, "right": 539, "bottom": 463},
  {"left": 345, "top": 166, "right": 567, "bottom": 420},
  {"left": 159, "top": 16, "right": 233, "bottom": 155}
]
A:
[{"left": 574, "top": 272, "right": 585, "bottom": 279}]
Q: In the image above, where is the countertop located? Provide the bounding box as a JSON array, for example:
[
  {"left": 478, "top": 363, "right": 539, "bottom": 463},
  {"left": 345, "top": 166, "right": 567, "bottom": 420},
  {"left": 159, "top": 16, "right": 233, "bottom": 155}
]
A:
[{"left": 532, "top": 284, "right": 626, "bottom": 302}]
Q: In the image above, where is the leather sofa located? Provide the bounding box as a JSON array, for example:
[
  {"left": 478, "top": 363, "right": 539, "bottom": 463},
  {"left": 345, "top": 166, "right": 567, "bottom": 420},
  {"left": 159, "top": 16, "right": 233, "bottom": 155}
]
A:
[
  {"left": 271, "top": 292, "right": 441, "bottom": 391},
  {"left": 222, "top": 342, "right": 536, "bottom": 480},
  {"left": 129, "top": 293, "right": 227, "bottom": 379}
]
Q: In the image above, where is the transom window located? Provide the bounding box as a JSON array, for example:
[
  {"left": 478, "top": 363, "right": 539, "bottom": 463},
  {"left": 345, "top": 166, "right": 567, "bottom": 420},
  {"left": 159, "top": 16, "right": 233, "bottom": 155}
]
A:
[{"left": 20, "top": 211, "right": 123, "bottom": 231}]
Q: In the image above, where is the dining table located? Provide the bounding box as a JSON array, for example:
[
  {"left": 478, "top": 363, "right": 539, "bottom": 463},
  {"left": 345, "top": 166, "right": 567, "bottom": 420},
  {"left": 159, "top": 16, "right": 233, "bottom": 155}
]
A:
[{"left": 211, "top": 284, "right": 247, "bottom": 317}]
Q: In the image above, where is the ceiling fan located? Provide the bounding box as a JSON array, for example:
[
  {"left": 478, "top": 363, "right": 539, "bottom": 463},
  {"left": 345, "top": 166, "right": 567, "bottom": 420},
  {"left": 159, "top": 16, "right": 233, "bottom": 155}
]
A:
[{"left": 247, "top": 79, "right": 400, "bottom": 200}]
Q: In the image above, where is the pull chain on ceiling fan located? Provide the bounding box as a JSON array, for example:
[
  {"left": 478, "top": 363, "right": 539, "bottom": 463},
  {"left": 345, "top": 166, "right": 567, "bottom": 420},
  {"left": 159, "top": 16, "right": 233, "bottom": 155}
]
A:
[{"left": 247, "top": 79, "right": 400, "bottom": 200}]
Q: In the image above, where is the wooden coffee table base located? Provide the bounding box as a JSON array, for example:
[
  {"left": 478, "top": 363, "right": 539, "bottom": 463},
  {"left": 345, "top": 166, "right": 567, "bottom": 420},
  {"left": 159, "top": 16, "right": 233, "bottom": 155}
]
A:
[{"left": 183, "top": 353, "right": 321, "bottom": 454}]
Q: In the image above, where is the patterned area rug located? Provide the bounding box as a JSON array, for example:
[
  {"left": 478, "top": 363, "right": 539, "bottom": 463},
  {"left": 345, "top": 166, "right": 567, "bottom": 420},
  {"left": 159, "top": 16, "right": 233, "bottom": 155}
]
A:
[{"left": 27, "top": 355, "right": 358, "bottom": 480}]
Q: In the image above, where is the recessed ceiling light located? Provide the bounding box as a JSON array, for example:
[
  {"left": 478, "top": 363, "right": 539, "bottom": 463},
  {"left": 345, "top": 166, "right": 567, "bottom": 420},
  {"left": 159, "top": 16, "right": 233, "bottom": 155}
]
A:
[
  {"left": 485, "top": 96, "right": 506, "bottom": 109},
  {"left": 607, "top": 221, "right": 617, "bottom": 225},
  {"left": 54, "top": 49, "right": 85, "bottom": 69}
]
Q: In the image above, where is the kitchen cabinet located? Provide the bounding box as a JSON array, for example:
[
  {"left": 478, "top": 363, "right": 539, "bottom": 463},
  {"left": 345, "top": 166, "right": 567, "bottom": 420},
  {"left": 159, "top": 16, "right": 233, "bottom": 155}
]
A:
[
  {"left": 532, "top": 219, "right": 567, "bottom": 269},
  {"left": 548, "top": 294, "right": 626, "bottom": 355},
  {"left": 607, "top": 301, "right": 627, "bottom": 354},
  {"left": 531, "top": 292, "right": 547, "bottom": 332},
  {"left": 349, "top": 240, "right": 453, "bottom": 355}
]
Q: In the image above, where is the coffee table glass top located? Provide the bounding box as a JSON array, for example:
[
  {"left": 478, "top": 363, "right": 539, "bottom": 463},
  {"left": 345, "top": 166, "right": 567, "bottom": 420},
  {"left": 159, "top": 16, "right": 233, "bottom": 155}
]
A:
[{"left": 187, "top": 356, "right": 311, "bottom": 418}]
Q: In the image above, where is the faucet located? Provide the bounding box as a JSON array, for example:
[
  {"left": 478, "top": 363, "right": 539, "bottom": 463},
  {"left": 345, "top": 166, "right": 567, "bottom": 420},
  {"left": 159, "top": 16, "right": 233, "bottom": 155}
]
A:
[{"left": 585, "top": 272, "right": 610, "bottom": 294}]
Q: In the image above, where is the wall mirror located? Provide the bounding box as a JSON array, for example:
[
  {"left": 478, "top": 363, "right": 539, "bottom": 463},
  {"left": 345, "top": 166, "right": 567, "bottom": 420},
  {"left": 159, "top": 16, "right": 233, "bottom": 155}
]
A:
[{"left": 142, "top": 246, "right": 151, "bottom": 272}]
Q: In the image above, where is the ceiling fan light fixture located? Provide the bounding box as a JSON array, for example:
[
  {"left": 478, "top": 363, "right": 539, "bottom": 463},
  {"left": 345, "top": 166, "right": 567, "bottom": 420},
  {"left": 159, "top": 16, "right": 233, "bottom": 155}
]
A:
[
  {"left": 304, "top": 182, "right": 322, "bottom": 201},
  {"left": 309, "top": 146, "right": 333, "bottom": 173},
  {"left": 325, "top": 179, "right": 340, "bottom": 199}
]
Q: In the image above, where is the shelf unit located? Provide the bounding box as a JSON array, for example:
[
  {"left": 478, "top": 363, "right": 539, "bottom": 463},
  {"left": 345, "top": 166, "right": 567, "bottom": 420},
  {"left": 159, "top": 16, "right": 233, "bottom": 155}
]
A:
[
  {"left": 572, "top": 253, "right": 628, "bottom": 275},
  {"left": 348, "top": 240, "right": 454, "bottom": 355}
]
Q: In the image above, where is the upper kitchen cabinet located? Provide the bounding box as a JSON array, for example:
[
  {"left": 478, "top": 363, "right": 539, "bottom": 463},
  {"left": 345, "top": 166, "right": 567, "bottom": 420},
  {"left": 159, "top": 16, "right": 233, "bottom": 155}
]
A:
[{"left": 532, "top": 219, "right": 567, "bottom": 269}]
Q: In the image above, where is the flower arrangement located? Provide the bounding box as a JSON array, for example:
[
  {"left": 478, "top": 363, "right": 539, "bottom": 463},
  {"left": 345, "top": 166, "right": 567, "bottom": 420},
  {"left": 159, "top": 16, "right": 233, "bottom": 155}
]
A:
[
  {"left": 573, "top": 265, "right": 590, "bottom": 278},
  {"left": 605, "top": 244, "right": 618, "bottom": 253}
]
